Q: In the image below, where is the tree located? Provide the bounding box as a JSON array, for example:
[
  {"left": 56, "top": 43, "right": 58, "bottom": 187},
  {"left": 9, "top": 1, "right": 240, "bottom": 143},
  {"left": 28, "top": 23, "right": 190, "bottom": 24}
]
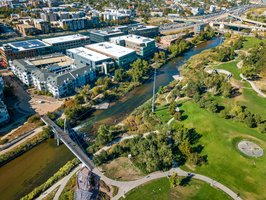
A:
[
  {"left": 169, "top": 101, "right": 178, "bottom": 115},
  {"left": 130, "top": 59, "right": 149, "bottom": 83},
  {"left": 169, "top": 173, "right": 181, "bottom": 188},
  {"left": 96, "top": 125, "right": 114, "bottom": 146},
  {"left": 179, "top": 139, "right": 191, "bottom": 159},
  {"left": 174, "top": 112, "right": 182, "bottom": 121},
  {"left": 240, "top": 65, "right": 257, "bottom": 79},
  {"left": 114, "top": 68, "right": 126, "bottom": 82}
]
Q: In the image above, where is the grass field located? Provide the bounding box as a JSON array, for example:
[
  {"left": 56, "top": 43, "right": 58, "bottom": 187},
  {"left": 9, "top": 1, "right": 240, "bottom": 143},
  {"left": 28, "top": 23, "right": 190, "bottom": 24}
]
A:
[
  {"left": 215, "top": 61, "right": 241, "bottom": 80},
  {"left": 155, "top": 105, "right": 173, "bottom": 123},
  {"left": 242, "top": 37, "right": 265, "bottom": 50},
  {"left": 101, "top": 157, "right": 144, "bottom": 181},
  {"left": 124, "top": 177, "right": 231, "bottom": 200},
  {"left": 177, "top": 101, "right": 266, "bottom": 200}
]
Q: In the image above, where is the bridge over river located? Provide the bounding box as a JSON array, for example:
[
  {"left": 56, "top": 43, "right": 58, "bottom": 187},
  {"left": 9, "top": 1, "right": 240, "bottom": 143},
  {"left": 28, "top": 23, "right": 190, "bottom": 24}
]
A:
[{"left": 41, "top": 115, "right": 94, "bottom": 170}]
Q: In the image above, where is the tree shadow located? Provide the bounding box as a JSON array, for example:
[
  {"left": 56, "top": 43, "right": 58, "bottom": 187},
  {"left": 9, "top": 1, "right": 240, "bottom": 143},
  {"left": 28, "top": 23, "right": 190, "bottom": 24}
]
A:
[
  {"left": 192, "top": 144, "right": 204, "bottom": 154},
  {"left": 187, "top": 128, "right": 202, "bottom": 145},
  {"left": 179, "top": 174, "right": 194, "bottom": 186},
  {"left": 230, "top": 88, "right": 241, "bottom": 98}
]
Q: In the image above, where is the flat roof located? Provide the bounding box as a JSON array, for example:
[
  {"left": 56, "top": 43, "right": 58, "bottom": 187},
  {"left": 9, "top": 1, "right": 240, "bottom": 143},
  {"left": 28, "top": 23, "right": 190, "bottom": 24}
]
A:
[
  {"left": 67, "top": 47, "right": 111, "bottom": 62},
  {"left": 7, "top": 39, "right": 51, "bottom": 51},
  {"left": 86, "top": 42, "right": 135, "bottom": 58},
  {"left": 90, "top": 29, "right": 124, "bottom": 36},
  {"left": 42, "top": 34, "right": 89, "bottom": 45},
  {"left": 111, "top": 34, "right": 154, "bottom": 44}
]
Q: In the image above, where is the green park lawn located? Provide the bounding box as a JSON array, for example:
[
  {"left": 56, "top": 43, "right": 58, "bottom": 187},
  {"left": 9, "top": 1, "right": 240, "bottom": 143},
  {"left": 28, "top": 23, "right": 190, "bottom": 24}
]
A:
[
  {"left": 216, "top": 61, "right": 241, "bottom": 80},
  {"left": 124, "top": 177, "right": 231, "bottom": 200},
  {"left": 155, "top": 104, "right": 173, "bottom": 123},
  {"left": 177, "top": 101, "right": 266, "bottom": 200},
  {"left": 242, "top": 37, "right": 265, "bottom": 50}
]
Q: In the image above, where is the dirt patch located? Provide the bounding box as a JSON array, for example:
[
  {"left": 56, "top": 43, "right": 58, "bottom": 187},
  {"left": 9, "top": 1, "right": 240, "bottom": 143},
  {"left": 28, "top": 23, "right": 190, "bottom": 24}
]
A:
[
  {"left": 101, "top": 157, "right": 144, "bottom": 181},
  {"left": 254, "top": 78, "right": 266, "bottom": 93},
  {"left": 28, "top": 90, "right": 64, "bottom": 115}
]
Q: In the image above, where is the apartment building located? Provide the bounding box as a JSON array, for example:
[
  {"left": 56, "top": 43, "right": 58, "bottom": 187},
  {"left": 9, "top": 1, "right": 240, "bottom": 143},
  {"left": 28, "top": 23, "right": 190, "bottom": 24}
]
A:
[
  {"left": 10, "top": 54, "right": 95, "bottom": 98},
  {"left": 89, "top": 29, "right": 125, "bottom": 43},
  {"left": 110, "top": 34, "right": 157, "bottom": 58},
  {"left": 42, "top": 34, "right": 90, "bottom": 53},
  {"left": 67, "top": 47, "right": 114, "bottom": 74},
  {"left": 58, "top": 18, "right": 86, "bottom": 31},
  {"left": 86, "top": 42, "right": 137, "bottom": 67},
  {"left": 16, "top": 24, "right": 37, "bottom": 36}
]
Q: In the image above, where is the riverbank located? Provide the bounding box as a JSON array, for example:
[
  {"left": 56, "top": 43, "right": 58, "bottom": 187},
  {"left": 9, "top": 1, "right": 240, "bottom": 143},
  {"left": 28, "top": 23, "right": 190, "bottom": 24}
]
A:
[{"left": 0, "top": 37, "right": 222, "bottom": 200}]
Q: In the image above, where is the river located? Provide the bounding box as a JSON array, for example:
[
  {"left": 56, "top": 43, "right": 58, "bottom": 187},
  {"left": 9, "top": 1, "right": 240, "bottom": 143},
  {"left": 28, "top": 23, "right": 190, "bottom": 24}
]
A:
[{"left": 0, "top": 37, "right": 221, "bottom": 200}]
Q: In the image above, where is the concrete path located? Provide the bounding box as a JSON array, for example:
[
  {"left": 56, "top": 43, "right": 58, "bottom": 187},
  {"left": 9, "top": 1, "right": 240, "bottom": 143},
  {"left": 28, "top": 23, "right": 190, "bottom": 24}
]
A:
[
  {"left": 36, "top": 164, "right": 82, "bottom": 200},
  {"left": 240, "top": 74, "right": 266, "bottom": 98},
  {"left": 0, "top": 127, "right": 43, "bottom": 155}
]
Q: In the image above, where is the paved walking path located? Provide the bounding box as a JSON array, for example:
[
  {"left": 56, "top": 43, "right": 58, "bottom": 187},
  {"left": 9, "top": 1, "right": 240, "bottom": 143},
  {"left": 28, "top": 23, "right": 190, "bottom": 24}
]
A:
[
  {"left": 240, "top": 74, "right": 266, "bottom": 98},
  {"left": 0, "top": 127, "right": 43, "bottom": 155},
  {"left": 36, "top": 165, "right": 82, "bottom": 200}
]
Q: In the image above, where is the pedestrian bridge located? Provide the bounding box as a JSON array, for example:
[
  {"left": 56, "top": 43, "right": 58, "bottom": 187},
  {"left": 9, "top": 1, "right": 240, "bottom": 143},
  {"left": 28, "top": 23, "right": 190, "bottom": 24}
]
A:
[{"left": 41, "top": 115, "right": 94, "bottom": 170}]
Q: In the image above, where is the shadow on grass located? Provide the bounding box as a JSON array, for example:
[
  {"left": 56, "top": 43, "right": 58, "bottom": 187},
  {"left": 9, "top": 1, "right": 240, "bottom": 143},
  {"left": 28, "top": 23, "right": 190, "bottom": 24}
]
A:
[{"left": 179, "top": 174, "right": 194, "bottom": 186}]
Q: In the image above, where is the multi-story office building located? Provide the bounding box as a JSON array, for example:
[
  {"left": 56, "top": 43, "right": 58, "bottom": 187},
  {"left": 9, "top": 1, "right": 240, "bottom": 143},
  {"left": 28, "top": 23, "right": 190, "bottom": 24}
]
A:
[
  {"left": 86, "top": 42, "right": 137, "bottom": 67},
  {"left": 0, "top": 34, "right": 90, "bottom": 66},
  {"left": 42, "top": 34, "right": 90, "bottom": 53},
  {"left": 67, "top": 47, "right": 114, "bottom": 74},
  {"left": 89, "top": 29, "right": 125, "bottom": 43},
  {"left": 128, "top": 25, "right": 159, "bottom": 38},
  {"left": 10, "top": 53, "right": 95, "bottom": 98},
  {"left": 110, "top": 34, "right": 157, "bottom": 58},
  {"left": 0, "top": 39, "right": 52, "bottom": 65}
]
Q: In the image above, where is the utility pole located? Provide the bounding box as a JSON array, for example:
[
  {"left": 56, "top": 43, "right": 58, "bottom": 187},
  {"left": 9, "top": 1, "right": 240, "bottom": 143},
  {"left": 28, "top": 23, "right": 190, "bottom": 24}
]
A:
[{"left": 152, "top": 68, "right": 157, "bottom": 113}]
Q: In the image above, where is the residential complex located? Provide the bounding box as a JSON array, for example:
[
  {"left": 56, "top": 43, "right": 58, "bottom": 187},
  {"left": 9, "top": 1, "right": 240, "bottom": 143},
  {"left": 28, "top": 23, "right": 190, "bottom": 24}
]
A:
[
  {"left": 9, "top": 54, "right": 95, "bottom": 98},
  {"left": 86, "top": 42, "right": 137, "bottom": 67},
  {"left": 110, "top": 34, "right": 157, "bottom": 58}
]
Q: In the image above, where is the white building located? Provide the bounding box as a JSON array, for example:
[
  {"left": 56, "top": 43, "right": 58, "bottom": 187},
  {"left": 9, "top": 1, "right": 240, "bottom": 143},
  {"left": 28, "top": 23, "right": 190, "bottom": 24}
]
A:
[
  {"left": 67, "top": 47, "right": 114, "bottom": 74},
  {"left": 42, "top": 34, "right": 90, "bottom": 53},
  {"left": 86, "top": 42, "right": 137, "bottom": 67},
  {"left": 110, "top": 34, "right": 157, "bottom": 58}
]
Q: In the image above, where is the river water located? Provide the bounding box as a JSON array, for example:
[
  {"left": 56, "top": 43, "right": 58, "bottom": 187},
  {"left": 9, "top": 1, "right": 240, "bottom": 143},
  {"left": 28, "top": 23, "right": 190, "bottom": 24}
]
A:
[{"left": 0, "top": 37, "right": 221, "bottom": 200}]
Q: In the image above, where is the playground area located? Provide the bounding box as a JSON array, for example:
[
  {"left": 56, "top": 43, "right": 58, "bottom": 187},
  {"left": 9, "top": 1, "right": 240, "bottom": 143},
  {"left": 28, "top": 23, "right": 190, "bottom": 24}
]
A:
[{"left": 237, "top": 140, "right": 264, "bottom": 158}]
